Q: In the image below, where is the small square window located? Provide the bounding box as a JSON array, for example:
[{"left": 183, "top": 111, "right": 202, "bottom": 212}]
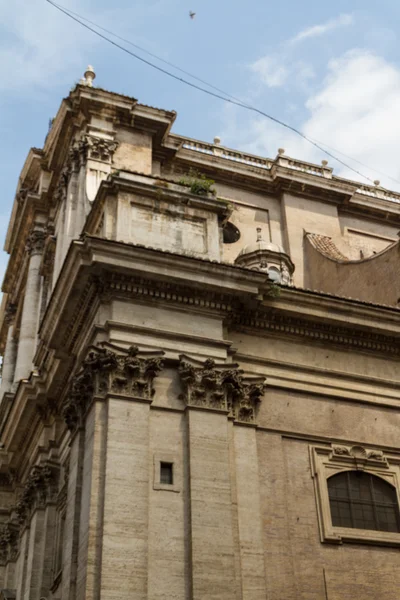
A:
[{"left": 160, "top": 462, "right": 173, "bottom": 485}]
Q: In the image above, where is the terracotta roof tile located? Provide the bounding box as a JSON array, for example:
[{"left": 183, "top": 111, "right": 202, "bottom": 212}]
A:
[{"left": 306, "top": 233, "right": 348, "bottom": 261}]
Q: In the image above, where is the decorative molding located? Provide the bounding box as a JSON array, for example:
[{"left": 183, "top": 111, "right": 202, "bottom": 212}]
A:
[
  {"left": 234, "top": 309, "right": 400, "bottom": 356},
  {"left": 15, "top": 463, "right": 59, "bottom": 527},
  {"left": 310, "top": 444, "right": 400, "bottom": 546},
  {"left": 53, "top": 162, "right": 71, "bottom": 204},
  {"left": 36, "top": 400, "right": 58, "bottom": 423},
  {"left": 94, "top": 272, "right": 237, "bottom": 314},
  {"left": 62, "top": 344, "right": 164, "bottom": 431},
  {"left": 0, "top": 461, "right": 60, "bottom": 564},
  {"left": 178, "top": 355, "right": 266, "bottom": 423},
  {"left": 26, "top": 229, "right": 46, "bottom": 256},
  {"left": 332, "top": 444, "right": 388, "bottom": 467},
  {"left": 85, "top": 135, "right": 118, "bottom": 163},
  {"left": 0, "top": 523, "right": 19, "bottom": 565},
  {"left": 4, "top": 305, "right": 17, "bottom": 326},
  {"left": 0, "top": 471, "right": 16, "bottom": 488}
]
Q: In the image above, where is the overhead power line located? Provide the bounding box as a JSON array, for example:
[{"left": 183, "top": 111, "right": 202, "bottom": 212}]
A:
[{"left": 45, "top": 0, "right": 398, "bottom": 187}]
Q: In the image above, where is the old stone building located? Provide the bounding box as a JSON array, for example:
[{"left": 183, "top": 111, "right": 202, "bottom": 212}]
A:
[{"left": 0, "top": 66, "right": 400, "bottom": 599}]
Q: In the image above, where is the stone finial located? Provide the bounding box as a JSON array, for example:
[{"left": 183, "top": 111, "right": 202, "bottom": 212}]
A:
[
  {"left": 374, "top": 180, "right": 380, "bottom": 187},
  {"left": 82, "top": 65, "right": 96, "bottom": 87},
  {"left": 213, "top": 136, "right": 221, "bottom": 145},
  {"left": 256, "top": 227, "right": 263, "bottom": 242},
  {"left": 278, "top": 148, "right": 285, "bottom": 155},
  {"left": 321, "top": 159, "right": 328, "bottom": 167}
]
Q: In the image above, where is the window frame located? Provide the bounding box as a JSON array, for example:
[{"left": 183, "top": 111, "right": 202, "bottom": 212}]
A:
[
  {"left": 310, "top": 444, "right": 400, "bottom": 546},
  {"left": 153, "top": 453, "right": 181, "bottom": 493}
]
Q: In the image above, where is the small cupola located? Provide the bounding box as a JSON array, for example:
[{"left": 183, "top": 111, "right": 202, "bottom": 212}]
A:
[{"left": 235, "top": 228, "right": 294, "bottom": 285}]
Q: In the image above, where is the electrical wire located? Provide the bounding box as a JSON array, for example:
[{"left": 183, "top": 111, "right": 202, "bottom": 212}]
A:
[
  {"left": 49, "top": 1, "right": 244, "bottom": 105},
  {"left": 55, "top": 1, "right": 400, "bottom": 187},
  {"left": 45, "top": 0, "right": 388, "bottom": 186},
  {"left": 49, "top": 2, "right": 400, "bottom": 188}
]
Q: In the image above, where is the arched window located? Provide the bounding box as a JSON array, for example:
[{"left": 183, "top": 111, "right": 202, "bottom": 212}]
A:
[{"left": 328, "top": 471, "right": 400, "bottom": 532}]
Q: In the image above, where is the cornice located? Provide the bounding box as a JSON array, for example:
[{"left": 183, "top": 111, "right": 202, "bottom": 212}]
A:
[
  {"left": 85, "top": 171, "right": 232, "bottom": 236},
  {"left": 233, "top": 305, "right": 400, "bottom": 356},
  {"left": 37, "top": 237, "right": 400, "bottom": 359}
]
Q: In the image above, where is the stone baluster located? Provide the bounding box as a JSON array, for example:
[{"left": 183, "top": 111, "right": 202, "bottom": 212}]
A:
[{"left": 13, "top": 228, "right": 46, "bottom": 384}]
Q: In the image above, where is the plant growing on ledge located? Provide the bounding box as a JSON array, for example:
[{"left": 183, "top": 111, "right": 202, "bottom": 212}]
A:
[
  {"left": 265, "top": 282, "right": 281, "bottom": 298},
  {"left": 178, "top": 168, "right": 216, "bottom": 196}
]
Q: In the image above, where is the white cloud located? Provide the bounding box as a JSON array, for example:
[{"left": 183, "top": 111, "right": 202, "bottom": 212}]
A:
[
  {"left": 251, "top": 56, "right": 289, "bottom": 88},
  {"left": 0, "top": 0, "right": 169, "bottom": 95},
  {"left": 0, "top": 0, "right": 98, "bottom": 93},
  {"left": 226, "top": 49, "right": 400, "bottom": 189},
  {"left": 250, "top": 54, "right": 315, "bottom": 90},
  {"left": 249, "top": 13, "right": 352, "bottom": 90},
  {"left": 289, "top": 13, "right": 354, "bottom": 45}
]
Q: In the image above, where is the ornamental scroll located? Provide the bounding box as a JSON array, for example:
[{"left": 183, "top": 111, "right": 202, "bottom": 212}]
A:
[
  {"left": 63, "top": 343, "right": 164, "bottom": 431},
  {"left": 178, "top": 355, "right": 266, "bottom": 423}
]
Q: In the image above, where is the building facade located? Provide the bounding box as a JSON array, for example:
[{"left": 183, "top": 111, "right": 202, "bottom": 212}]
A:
[{"left": 0, "top": 67, "right": 400, "bottom": 599}]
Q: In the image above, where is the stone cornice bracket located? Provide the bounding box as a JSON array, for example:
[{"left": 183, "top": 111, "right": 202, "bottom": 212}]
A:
[
  {"left": 332, "top": 444, "right": 389, "bottom": 469},
  {"left": 85, "top": 135, "right": 118, "bottom": 163},
  {"left": 15, "top": 463, "right": 60, "bottom": 528},
  {"left": 26, "top": 228, "right": 46, "bottom": 256},
  {"left": 178, "top": 355, "right": 266, "bottom": 423},
  {"left": 62, "top": 343, "right": 165, "bottom": 431}
]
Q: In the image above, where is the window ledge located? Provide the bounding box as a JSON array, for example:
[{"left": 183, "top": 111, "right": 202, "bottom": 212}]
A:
[{"left": 326, "top": 526, "right": 400, "bottom": 547}]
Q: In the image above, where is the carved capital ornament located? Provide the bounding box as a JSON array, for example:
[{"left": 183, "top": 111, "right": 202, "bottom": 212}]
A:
[
  {"left": 178, "top": 355, "right": 266, "bottom": 423},
  {"left": 63, "top": 343, "right": 164, "bottom": 431}
]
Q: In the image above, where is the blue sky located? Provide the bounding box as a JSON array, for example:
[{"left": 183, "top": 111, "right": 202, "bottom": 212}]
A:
[{"left": 1, "top": 0, "right": 400, "bottom": 282}]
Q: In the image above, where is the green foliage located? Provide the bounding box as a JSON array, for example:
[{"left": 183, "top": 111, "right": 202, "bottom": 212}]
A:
[
  {"left": 265, "top": 283, "right": 281, "bottom": 298},
  {"left": 178, "top": 169, "right": 216, "bottom": 196}
]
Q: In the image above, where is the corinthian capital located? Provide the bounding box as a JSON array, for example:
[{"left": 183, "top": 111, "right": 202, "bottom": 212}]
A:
[
  {"left": 178, "top": 355, "right": 266, "bottom": 423},
  {"left": 26, "top": 229, "right": 46, "bottom": 255},
  {"left": 86, "top": 135, "right": 118, "bottom": 163},
  {"left": 62, "top": 343, "right": 164, "bottom": 431}
]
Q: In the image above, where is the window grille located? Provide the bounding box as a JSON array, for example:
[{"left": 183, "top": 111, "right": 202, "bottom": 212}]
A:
[{"left": 328, "top": 471, "right": 400, "bottom": 533}]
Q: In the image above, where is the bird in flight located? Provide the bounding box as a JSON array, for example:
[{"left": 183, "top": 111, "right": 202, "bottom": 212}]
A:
[{"left": 189, "top": 11, "right": 196, "bottom": 19}]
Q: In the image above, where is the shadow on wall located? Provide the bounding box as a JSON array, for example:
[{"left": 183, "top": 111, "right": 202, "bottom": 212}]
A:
[{"left": 304, "top": 232, "right": 400, "bottom": 307}]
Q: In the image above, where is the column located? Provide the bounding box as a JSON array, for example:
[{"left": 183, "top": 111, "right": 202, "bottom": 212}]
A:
[
  {"left": 0, "top": 310, "right": 17, "bottom": 395},
  {"left": 13, "top": 228, "right": 45, "bottom": 384}
]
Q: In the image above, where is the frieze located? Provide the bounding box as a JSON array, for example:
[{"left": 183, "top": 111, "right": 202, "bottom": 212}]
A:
[
  {"left": 178, "top": 355, "right": 266, "bottom": 423},
  {"left": 62, "top": 344, "right": 164, "bottom": 431}
]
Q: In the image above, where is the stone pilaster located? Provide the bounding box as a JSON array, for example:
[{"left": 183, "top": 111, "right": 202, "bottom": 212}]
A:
[
  {"left": 62, "top": 145, "right": 81, "bottom": 261},
  {"left": 62, "top": 429, "right": 85, "bottom": 600},
  {"left": 13, "top": 228, "right": 46, "bottom": 384},
  {"left": 178, "top": 356, "right": 266, "bottom": 600},
  {"left": 62, "top": 343, "right": 164, "bottom": 600},
  {"left": 0, "top": 306, "right": 17, "bottom": 396},
  {"left": 233, "top": 426, "right": 267, "bottom": 600}
]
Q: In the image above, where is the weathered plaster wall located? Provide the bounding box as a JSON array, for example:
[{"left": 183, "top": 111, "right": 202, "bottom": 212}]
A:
[{"left": 114, "top": 129, "right": 152, "bottom": 175}]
